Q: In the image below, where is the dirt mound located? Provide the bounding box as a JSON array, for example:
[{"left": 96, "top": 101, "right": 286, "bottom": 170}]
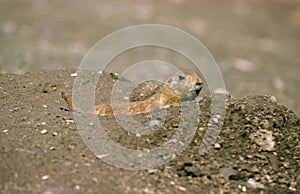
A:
[{"left": 0, "top": 70, "right": 299, "bottom": 193}]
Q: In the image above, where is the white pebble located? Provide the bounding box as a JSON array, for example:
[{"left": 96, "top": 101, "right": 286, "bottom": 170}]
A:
[
  {"left": 147, "top": 168, "right": 157, "bottom": 174},
  {"left": 41, "top": 175, "right": 49, "bottom": 180},
  {"left": 176, "top": 185, "right": 187, "bottom": 191},
  {"left": 198, "top": 127, "right": 205, "bottom": 131},
  {"left": 50, "top": 147, "right": 56, "bottom": 151},
  {"left": 242, "top": 185, "right": 246, "bottom": 192},
  {"left": 40, "top": 129, "right": 48, "bottom": 134},
  {"left": 71, "top": 72, "right": 78, "bottom": 77},
  {"left": 66, "top": 119, "right": 74, "bottom": 123},
  {"left": 247, "top": 178, "right": 265, "bottom": 189},
  {"left": 212, "top": 117, "right": 219, "bottom": 124},
  {"left": 96, "top": 154, "right": 109, "bottom": 159},
  {"left": 214, "top": 143, "right": 221, "bottom": 149}
]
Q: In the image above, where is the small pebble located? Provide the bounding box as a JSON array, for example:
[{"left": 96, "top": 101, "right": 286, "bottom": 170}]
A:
[
  {"left": 42, "top": 105, "right": 48, "bottom": 108},
  {"left": 92, "top": 177, "right": 98, "bottom": 183},
  {"left": 265, "top": 175, "right": 273, "bottom": 183},
  {"left": 282, "top": 162, "right": 289, "bottom": 168},
  {"left": 270, "top": 96, "right": 277, "bottom": 103},
  {"left": 199, "top": 127, "right": 205, "bottom": 131},
  {"left": 52, "top": 132, "right": 58, "bottom": 136},
  {"left": 247, "top": 178, "right": 265, "bottom": 189},
  {"left": 41, "top": 122, "right": 46, "bottom": 125},
  {"left": 212, "top": 117, "right": 219, "bottom": 124},
  {"left": 66, "top": 119, "right": 74, "bottom": 123},
  {"left": 214, "top": 143, "right": 221, "bottom": 149},
  {"left": 242, "top": 186, "right": 247, "bottom": 192},
  {"left": 96, "top": 154, "right": 109, "bottom": 159},
  {"left": 289, "top": 180, "right": 297, "bottom": 191},
  {"left": 216, "top": 114, "right": 222, "bottom": 119},
  {"left": 176, "top": 185, "right": 187, "bottom": 191},
  {"left": 74, "top": 185, "right": 80, "bottom": 190},
  {"left": 147, "top": 168, "right": 157, "bottom": 174},
  {"left": 50, "top": 146, "right": 56, "bottom": 151},
  {"left": 71, "top": 72, "right": 78, "bottom": 77},
  {"left": 40, "top": 129, "right": 48, "bottom": 134},
  {"left": 3, "top": 129, "right": 8, "bottom": 133},
  {"left": 41, "top": 175, "right": 49, "bottom": 180},
  {"left": 238, "top": 185, "right": 247, "bottom": 192}
]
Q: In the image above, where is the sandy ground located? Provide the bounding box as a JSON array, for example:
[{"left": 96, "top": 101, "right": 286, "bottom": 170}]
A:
[{"left": 0, "top": 69, "right": 299, "bottom": 193}]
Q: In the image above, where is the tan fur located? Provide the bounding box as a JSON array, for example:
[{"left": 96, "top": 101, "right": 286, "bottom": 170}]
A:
[{"left": 62, "top": 72, "right": 202, "bottom": 116}]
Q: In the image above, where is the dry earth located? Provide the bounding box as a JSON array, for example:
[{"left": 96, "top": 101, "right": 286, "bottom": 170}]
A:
[{"left": 0, "top": 69, "right": 299, "bottom": 193}]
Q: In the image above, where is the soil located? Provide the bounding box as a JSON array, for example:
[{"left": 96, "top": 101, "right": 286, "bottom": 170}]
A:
[{"left": 0, "top": 69, "right": 299, "bottom": 194}]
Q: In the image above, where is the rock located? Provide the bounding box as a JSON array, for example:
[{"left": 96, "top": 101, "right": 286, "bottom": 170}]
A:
[
  {"left": 246, "top": 178, "right": 265, "bottom": 189},
  {"left": 249, "top": 129, "right": 275, "bottom": 151},
  {"left": 214, "top": 143, "right": 221, "bottom": 149},
  {"left": 41, "top": 175, "right": 49, "bottom": 180},
  {"left": 40, "top": 129, "right": 48, "bottom": 134},
  {"left": 70, "top": 72, "right": 77, "bottom": 77},
  {"left": 147, "top": 168, "right": 157, "bottom": 174},
  {"left": 269, "top": 96, "right": 277, "bottom": 103}
]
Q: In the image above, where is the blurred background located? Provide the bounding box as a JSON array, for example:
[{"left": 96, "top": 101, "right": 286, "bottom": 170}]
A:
[{"left": 0, "top": 0, "right": 299, "bottom": 116}]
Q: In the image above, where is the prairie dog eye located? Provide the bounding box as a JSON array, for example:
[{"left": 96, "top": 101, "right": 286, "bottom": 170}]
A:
[{"left": 178, "top": 75, "right": 186, "bottom": 80}]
